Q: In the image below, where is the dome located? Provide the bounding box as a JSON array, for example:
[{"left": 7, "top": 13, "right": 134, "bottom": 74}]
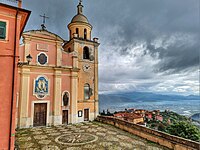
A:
[{"left": 71, "top": 14, "right": 89, "bottom": 24}]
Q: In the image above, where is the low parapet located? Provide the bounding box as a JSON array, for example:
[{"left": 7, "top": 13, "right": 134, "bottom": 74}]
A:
[{"left": 96, "top": 116, "right": 200, "bottom": 150}]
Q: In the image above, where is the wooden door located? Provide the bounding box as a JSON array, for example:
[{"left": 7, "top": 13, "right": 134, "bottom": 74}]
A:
[
  {"left": 62, "top": 110, "right": 68, "bottom": 124},
  {"left": 84, "top": 109, "right": 89, "bottom": 121},
  {"left": 33, "top": 103, "right": 47, "bottom": 127}
]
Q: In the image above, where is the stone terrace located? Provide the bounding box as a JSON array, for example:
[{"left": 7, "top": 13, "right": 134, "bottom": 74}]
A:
[{"left": 16, "top": 121, "right": 170, "bottom": 150}]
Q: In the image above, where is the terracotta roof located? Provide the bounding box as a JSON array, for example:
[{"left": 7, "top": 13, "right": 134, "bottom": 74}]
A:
[{"left": 124, "top": 113, "right": 143, "bottom": 119}]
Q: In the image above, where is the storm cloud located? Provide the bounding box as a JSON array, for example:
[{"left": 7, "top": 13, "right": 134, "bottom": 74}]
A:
[{"left": 1, "top": 0, "right": 199, "bottom": 95}]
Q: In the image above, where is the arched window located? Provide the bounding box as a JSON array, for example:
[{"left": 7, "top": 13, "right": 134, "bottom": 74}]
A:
[
  {"left": 84, "top": 84, "right": 90, "bottom": 100},
  {"left": 83, "top": 46, "right": 90, "bottom": 59},
  {"left": 84, "top": 29, "right": 87, "bottom": 39},
  {"left": 67, "top": 48, "right": 71, "bottom": 53},
  {"left": 76, "top": 28, "right": 79, "bottom": 37},
  {"left": 63, "top": 92, "right": 69, "bottom": 106},
  {"left": 70, "top": 30, "right": 72, "bottom": 39}
]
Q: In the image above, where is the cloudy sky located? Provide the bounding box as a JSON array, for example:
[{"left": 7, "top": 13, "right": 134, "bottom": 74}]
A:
[{"left": 2, "top": 0, "right": 200, "bottom": 95}]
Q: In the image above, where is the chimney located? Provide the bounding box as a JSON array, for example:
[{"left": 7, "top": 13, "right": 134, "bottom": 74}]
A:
[
  {"left": 93, "top": 38, "right": 99, "bottom": 43},
  {"left": 18, "top": 0, "right": 22, "bottom": 8}
]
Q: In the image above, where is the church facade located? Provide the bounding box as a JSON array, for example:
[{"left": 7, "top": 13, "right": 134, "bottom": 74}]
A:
[{"left": 17, "top": 1, "right": 99, "bottom": 128}]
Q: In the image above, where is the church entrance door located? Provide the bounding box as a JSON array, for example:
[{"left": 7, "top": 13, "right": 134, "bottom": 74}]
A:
[
  {"left": 62, "top": 110, "right": 68, "bottom": 124},
  {"left": 84, "top": 109, "right": 89, "bottom": 121},
  {"left": 33, "top": 103, "right": 47, "bottom": 127}
]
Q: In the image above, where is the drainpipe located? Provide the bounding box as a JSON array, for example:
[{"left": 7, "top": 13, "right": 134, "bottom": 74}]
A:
[
  {"left": 94, "top": 44, "right": 96, "bottom": 119},
  {"left": 9, "top": 8, "right": 19, "bottom": 150}
]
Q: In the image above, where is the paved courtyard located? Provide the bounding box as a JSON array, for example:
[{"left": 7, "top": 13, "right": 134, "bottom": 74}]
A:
[{"left": 16, "top": 121, "right": 170, "bottom": 150}]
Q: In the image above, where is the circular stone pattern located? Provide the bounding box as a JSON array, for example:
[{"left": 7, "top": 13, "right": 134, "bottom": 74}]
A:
[{"left": 55, "top": 133, "right": 98, "bottom": 146}]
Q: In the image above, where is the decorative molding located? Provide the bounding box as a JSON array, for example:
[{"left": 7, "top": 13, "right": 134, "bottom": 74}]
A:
[{"left": 36, "top": 43, "right": 48, "bottom": 51}]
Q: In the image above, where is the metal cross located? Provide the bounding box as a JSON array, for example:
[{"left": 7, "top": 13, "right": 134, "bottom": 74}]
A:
[
  {"left": 40, "top": 14, "right": 49, "bottom": 25},
  {"left": 79, "top": 0, "right": 82, "bottom": 3}
]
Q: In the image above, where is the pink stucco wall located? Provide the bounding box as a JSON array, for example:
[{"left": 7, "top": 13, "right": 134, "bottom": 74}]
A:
[
  {"left": 17, "top": 30, "right": 73, "bottom": 125},
  {"left": 0, "top": 4, "right": 30, "bottom": 149}
]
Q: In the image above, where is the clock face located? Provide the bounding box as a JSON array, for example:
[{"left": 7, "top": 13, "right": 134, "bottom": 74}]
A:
[{"left": 83, "top": 64, "right": 91, "bottom": 72}]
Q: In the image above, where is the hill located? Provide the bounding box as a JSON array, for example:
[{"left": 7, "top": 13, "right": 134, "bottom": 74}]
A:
[
  {"left": 190, "top": 113, "right": 200, "bottom": 122},
  {"left": 99, "top": 92, "right": 200, "bottom": 105}
]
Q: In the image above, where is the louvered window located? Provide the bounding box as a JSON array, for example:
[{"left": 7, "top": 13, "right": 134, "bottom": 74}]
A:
[
  {"left": 84, "top": 83, "right": 93, "bottom": 100},
  {"left": 0, "top": 21, "right": 6, "bottom": 39},
  {"left": 83, "top": 46, "right": 90, "bottom": 59},
  {"left": 84, "top": 84, "right": 90, "bottom": 100}
]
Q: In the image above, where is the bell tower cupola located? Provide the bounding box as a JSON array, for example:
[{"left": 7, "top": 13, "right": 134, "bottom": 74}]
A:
[{"left": 68, "top": 0, "right": 92, "bottom": 40}]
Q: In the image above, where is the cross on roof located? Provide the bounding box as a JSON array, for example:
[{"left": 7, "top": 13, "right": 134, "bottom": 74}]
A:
[
  {"left": 40, "top": 14, "right": 49, "bottom": 30},
  {"left": 40, "top": 13, "right": 49, "bottom": 24}
]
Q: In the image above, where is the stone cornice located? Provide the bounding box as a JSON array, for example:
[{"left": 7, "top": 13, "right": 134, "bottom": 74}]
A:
[
  {"left": 18, "top": 65, "right": 80, "bottom": 72},
  {"left": 64, "top": 37, "right": 100, "bottom": 48}
]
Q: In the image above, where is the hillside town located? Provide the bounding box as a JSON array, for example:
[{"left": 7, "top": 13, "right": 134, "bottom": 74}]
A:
[
  {"left": 101, "top": 108, "right": 191, "bottom": 130},
  {"left": 101, "top": 109, "right": 165, "bottom": 126},
  {"left": 113, "top": 109, "right": 164, "bottom": 125}
]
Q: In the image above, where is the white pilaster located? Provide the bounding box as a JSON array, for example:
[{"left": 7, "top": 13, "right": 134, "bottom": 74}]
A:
[
  {"left": 18, "top": 68, "right": 30, "bottom": 128},
  {"left": 71, "top": 72, "right": 78, "bottom": 123},
  {"left": 53, "top": 70, "right": 62, "bottom": 125}
]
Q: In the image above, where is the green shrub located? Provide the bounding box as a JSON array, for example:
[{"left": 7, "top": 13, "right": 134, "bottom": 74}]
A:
[{"left": 166, "top": 121, "right": 200, "bottom": 142}]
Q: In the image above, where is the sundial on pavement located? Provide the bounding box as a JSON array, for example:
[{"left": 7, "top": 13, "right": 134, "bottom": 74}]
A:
[{"left": 55, "top": 133, "right": 98, "bottom": 146}]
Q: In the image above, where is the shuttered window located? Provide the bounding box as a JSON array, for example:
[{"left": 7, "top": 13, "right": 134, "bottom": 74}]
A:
[
  {"left": 84, "top": 84, "right": 90, "bottom": 100},
  {"left": 0, "top": 21, "right": 6, "bottom": 39},
  {"left": 84, "top": 84, "right": 93, "bottom": 100}
]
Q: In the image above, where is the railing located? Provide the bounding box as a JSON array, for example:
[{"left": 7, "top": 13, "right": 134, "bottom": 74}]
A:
[{"left": 96, "top": 116, "right": 200, "bottom": 150}]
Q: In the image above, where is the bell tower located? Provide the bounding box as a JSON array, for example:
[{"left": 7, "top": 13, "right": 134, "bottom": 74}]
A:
[
  {"left": 68, "top": 0, "right": 92, "bottom": 40},
  {"left": 63, "top": 0, "right": 100, "bottom": 123}
]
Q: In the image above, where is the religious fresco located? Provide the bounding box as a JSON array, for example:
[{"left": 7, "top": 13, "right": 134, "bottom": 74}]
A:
[{"left": 34, "top": 76, "right": 49, "bottom": 98}]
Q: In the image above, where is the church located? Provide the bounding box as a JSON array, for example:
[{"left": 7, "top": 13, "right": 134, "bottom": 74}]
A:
[{"left": 17, "top": 1, "right": 100, "bottom": 128}]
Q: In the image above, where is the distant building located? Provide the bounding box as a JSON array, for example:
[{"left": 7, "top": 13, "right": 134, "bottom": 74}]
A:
[
  {"left": 167, "top": 118, "right": 171, "bottom": 125},
  {"left": 153, "top": 110, "right": 160, "bottom": 115},
  {"left": 156, "top": 115, "right": 163, "bottom": 122},
  {"left": 127, "top": 108, "right": 136, "bottom": 113},
  {"left": 114, "top": 109, "right": 164, "bottom": 125},
  {"left": 114, "top": 112, "right": 126, "bottom": 118},
  {"left": 145, "top": 113, "right": 153, "bottom": 120},
  {"left": 135, "top": 109, "right": 146, "bottom": 117},
  {"left": 0, "top": 2, "right": 30, "bottom": 149},
  {"left": 124, "top": 113, "right": 144, "bottom": 124},
  {"left": 114, "top": 112, "right": 144, "bottom": 124}
]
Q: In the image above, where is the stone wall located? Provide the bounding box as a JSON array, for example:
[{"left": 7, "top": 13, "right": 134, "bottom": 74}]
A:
[{"left": 96, "top": 116, "right": 200, "bottom": 150}]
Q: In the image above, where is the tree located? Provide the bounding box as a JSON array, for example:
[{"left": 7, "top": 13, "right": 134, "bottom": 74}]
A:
[{"left": 166, "top": 121, "right": 200, "bottom": 142}]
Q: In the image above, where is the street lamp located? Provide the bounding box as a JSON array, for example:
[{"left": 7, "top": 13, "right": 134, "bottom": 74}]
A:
[
  {"left": 26, "top": 54, "right": 32, "bottom": 64},
  {"left": 18, "top": 54, "right": 32, "bottom": 66}
]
